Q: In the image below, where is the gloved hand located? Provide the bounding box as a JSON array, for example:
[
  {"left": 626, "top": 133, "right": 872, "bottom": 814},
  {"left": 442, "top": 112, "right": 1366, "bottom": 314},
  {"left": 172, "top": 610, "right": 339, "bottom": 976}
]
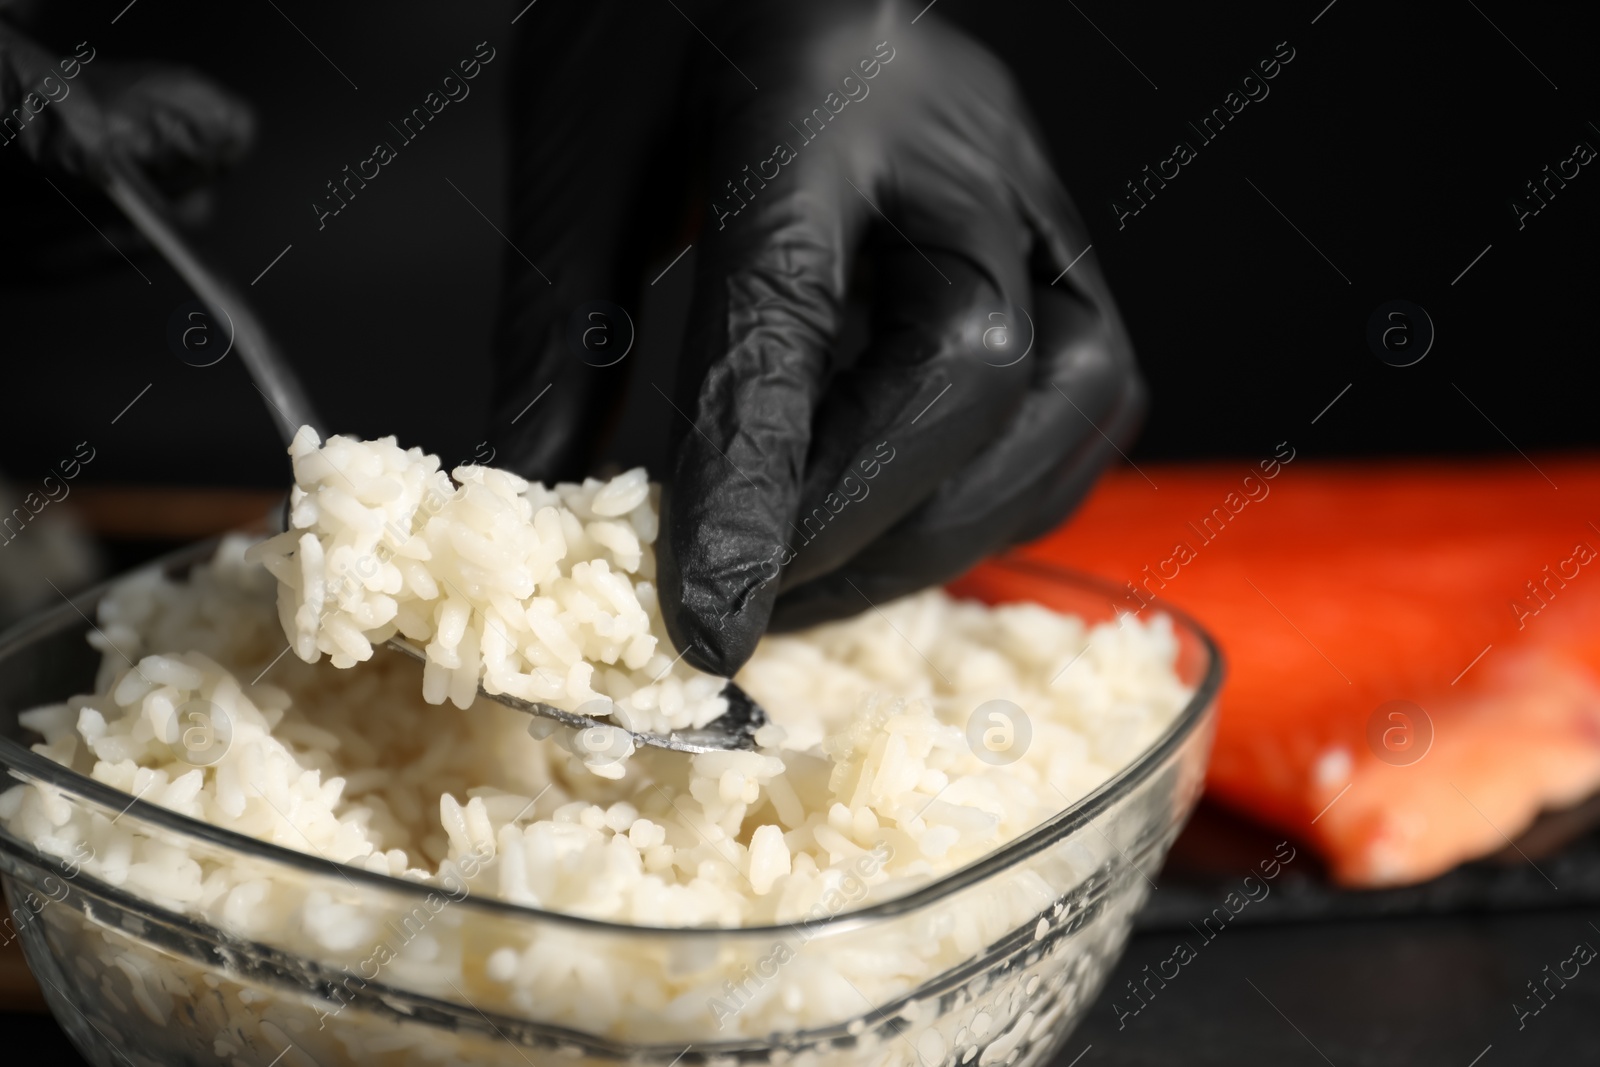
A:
[
  {"left": 491, "top": 0, "right": 1143, "bottom": 677},
  {"left": 0, "top": 18, "right": 252, "bottom": 194}
]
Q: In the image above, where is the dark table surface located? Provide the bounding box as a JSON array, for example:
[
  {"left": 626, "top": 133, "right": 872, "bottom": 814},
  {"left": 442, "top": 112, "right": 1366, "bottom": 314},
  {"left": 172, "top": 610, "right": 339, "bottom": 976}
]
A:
[{"left": 1076, "top": 907, "right": 1599, "bottom": 1065}]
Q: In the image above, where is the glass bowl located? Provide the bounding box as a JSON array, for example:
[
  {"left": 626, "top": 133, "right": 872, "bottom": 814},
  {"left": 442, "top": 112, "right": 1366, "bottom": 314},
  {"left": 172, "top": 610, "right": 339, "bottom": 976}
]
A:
[{"left": 0, "top": 543, "right": 1221, "bottom": 1067}]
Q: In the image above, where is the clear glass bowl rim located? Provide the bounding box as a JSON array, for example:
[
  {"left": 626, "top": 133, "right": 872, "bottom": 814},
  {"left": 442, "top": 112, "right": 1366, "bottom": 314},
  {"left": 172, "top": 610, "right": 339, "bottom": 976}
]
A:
[{"left": 0, "top": 541, "right": 1224, "bottom": 940}]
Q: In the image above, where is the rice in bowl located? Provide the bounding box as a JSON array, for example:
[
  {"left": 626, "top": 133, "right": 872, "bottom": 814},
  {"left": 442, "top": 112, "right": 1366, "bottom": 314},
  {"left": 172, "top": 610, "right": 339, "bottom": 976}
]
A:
[{"left": 0, "top": 448, "right": 1208, "bottom": 1065}]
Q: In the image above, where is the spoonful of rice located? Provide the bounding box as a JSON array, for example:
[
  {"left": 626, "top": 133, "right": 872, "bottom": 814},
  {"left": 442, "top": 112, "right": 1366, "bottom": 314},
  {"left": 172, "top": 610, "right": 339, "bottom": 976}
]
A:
[
  {"left": 99, "top": 154, "right": 767, "bottom": 762},
  {"left": 248, "top": 428, "right": 770, "bottom": 765}
]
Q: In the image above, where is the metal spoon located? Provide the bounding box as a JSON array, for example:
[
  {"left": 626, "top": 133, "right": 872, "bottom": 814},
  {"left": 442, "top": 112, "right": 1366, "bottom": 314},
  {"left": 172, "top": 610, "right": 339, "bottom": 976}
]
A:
[
  {"left": 381, "top": 639, "right": 766, "bottom": 754},
  {"left": 98, "top": 156, "right": 768, "bottom": 753}
]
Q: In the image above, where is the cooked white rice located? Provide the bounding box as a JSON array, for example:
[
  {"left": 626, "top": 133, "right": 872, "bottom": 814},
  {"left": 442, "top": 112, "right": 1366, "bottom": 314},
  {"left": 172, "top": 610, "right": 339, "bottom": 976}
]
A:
[
  {"left": 248, "top": 427, "right": 727, "bottom": 744},
  {"left": 0, "top": 482, "right": 1192, "bottom": 1048}
]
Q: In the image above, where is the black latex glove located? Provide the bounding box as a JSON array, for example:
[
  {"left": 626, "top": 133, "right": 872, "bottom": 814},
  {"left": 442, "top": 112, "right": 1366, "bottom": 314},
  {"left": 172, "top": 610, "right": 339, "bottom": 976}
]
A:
[
  {"left": 491, "top": 0, "right": 1143, "bottom": 677},
  {"left": 0, "top": 20, "right": 252, "bottom": 194}
]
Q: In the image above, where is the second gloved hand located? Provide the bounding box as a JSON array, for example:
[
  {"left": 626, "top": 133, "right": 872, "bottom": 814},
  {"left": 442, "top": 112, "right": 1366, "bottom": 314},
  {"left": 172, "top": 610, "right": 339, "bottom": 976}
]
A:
[{"left": 1, "top": 20, "right": 251, "bottom": 193}]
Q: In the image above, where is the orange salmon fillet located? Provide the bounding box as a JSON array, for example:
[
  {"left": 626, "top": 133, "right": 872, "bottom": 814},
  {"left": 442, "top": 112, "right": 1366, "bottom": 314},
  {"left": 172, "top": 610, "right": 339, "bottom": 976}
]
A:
[{"left": 967, "top": 457, "right": 1600, "bottom": 886}]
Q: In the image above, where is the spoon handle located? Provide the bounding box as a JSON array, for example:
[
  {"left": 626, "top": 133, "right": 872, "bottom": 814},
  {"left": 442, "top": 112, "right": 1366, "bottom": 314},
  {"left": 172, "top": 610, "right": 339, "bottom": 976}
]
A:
[{"left": 98, "top": 155, "right": 322, "bottom": 447}]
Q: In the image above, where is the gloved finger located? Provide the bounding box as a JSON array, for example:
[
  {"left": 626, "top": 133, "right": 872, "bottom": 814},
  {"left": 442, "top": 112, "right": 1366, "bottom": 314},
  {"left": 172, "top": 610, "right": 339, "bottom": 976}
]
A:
[
  {"left": 777, "top": 168, "right": 1038, "bottom": 590},
  {"left": 96, "top": 66, "right": 254, "bottom": 193},
  {"left": 487, "top": 0, "right": 692, "bottom": 483},
  {"left": 657, "top": 147, "right": 866, "bottom": 676},
  {"left": 1002, "top": 114, "right": 1146, "bottom": 541},
  {"left": 1010, "top": 291, "right": 1145, "bottom": 544},
  {"left": 774, "top": 37, "right": 1075, "bottom": 591},
  {"left": 769, "top": 281, "right": 1141, "bottom": 630}
]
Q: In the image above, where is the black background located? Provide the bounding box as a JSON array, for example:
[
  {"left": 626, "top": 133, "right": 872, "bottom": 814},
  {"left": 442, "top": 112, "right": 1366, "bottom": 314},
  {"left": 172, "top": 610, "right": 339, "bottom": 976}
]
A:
[{"left": 1, "top": 0, "right": 1594, "bottom": 491}]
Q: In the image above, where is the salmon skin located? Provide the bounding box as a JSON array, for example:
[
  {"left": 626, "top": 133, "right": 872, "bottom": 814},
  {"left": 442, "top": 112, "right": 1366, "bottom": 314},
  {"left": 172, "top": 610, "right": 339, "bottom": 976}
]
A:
[{"left": 958, "top": 458, "right": 1600, "bottom": 886}]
